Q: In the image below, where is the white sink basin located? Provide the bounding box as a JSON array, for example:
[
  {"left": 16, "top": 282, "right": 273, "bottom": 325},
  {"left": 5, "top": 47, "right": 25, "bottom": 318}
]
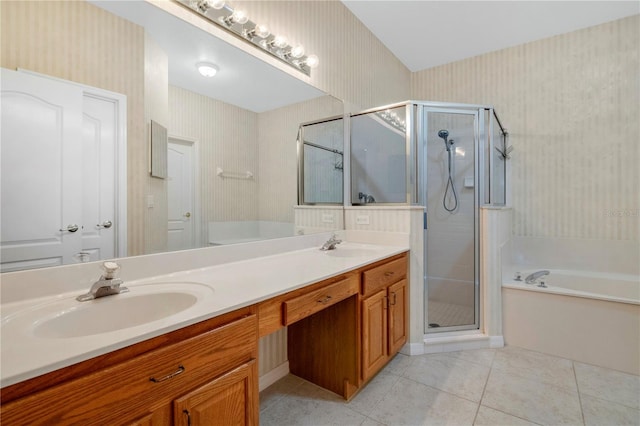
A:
[
  {"left": 3, "top": 282, "right": 214, "bottom": 339},
  {"left": 323, "top": 248, "right": 379, "bottom": 258}
]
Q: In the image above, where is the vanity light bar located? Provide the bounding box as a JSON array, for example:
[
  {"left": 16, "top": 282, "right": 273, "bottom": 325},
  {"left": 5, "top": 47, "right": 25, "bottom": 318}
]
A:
[{"left": 179, "top": 0, "right": 319, "bottom": 76}]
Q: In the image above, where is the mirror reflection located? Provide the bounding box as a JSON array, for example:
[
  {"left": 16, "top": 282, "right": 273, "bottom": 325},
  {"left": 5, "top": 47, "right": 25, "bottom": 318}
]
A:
[{"left": 0, "top": 0, "right": 344, "bottom": 272}]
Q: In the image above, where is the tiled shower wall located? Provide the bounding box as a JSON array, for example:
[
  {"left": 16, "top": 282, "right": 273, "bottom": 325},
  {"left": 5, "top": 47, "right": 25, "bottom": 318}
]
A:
[{"left": 412, "top": 15, "right": 640, "bottom": 241}]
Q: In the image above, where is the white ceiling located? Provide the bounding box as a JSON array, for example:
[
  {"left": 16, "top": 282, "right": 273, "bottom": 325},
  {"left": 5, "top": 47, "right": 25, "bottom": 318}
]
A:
[
  {"left": 342, "top": 1, "right": 639, "bottom": 72},
  {"left": 91, "top": 1, "right": 324, "bottom": 113}
]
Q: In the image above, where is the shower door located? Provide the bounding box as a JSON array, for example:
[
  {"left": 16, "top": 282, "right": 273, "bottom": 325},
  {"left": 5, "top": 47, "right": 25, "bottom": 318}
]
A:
[{"left": 423, "top": 108, "right": 480, "bottom": 332}]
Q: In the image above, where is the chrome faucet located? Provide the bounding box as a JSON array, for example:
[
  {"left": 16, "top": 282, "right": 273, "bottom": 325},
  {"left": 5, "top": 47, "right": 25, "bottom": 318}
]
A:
[
  {"left": 77, "top": 261, "right": 129, "bottom": 301},
  {"left": 525, "top": 270, "right": 550, "bottom": 284},
  {"left": 320, "top": 234, "right": 342, "bottom": 251}
]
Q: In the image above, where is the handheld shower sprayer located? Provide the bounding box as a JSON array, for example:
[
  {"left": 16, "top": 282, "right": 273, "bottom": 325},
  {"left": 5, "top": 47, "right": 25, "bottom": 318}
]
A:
[
  {"left": 438, "top": 129, "right": 453, "bottom": 152},
  {"left": 437, "top": 129, "right": 458, "bottom": 212}
]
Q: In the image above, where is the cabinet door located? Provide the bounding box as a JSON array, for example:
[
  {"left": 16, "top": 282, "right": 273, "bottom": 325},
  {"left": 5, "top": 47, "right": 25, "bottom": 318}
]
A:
[
  {"left": 361, "top": 289, "right": 388, "bottom": 381},
  {"left": 174, "top": 360, "right": 258, "bottom": 426},
  {"left": 388, "top": 279, "right": 408, "bottom": 355}
]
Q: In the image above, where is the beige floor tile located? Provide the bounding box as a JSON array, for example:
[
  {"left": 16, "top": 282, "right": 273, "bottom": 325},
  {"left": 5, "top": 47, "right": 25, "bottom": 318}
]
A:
[
  {"left": 446, "top": 348, "right": 497, "bottom": 367},
  {"left": 381, "top": 352, "right": 412, "bottom": 376},
  {"left": 492, "top": 346, "right": 578, "bottom": 391},
  {"left": 581, "top": 394, "right": 640, "bottom": 426},
  {"left": 260, "top": 382, "right": 367, "bottom": 426},
  {"left": 474, "top": 406, "right": 540, "bottom": 426},
  {"left": 348, "top": 371, "right": 401, "bottom": 415},
  {"left": 402, "top": 353, "right": 491, "bottom": 402},
  {"left": 368, "top": 376, "right": 479, "bottom": 425},
  {"left": 259, "top": 374, "right": 306, "bottom": 412},
  {"left": 575, "top": 362, "right": 640, "bottom": 410},
  {"left": 360, "top": 418, "right": 385, "bottom": 426},
  {"left": 482, "top": 369, "right": 583, "bottom": 425}
]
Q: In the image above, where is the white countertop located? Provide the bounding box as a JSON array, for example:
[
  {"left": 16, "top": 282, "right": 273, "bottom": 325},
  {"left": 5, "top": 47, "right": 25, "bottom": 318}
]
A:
[{"left": 0, "top": 241, "right": 407, "bottom": 388}]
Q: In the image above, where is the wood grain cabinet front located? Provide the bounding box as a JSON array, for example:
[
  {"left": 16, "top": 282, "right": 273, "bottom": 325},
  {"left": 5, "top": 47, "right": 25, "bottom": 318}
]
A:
[
  {"left": 361, "top": 254, "right": 408, "bottom": 382},
  {"left": 1, "top": 313, "right": 259, "bottom": 426}
]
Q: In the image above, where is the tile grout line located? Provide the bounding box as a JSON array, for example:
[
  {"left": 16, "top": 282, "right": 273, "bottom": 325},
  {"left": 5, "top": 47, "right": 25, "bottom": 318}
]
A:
[{"left": 572, "top": 360, "right": 587, "bottom": 426}]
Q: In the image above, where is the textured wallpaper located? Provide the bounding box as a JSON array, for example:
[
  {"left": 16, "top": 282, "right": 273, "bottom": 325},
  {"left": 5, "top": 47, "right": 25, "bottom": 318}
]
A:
[
  {"left": 1, "top": 0, "right": 147, "bottom": 255},
  {"left": 412, "top": 15, "right": 640, "bottom": 241}
]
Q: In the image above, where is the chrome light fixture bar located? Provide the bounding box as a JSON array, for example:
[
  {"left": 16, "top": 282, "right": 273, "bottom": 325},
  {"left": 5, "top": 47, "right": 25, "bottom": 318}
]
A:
[{"left": 178, "top": 0, "right": 319, "bottom": 76}]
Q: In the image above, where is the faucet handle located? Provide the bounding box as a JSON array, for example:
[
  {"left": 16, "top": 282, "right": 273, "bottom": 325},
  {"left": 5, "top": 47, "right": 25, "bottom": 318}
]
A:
[{"left": 101, "top": 261, "right": 120, "bottom": 279}]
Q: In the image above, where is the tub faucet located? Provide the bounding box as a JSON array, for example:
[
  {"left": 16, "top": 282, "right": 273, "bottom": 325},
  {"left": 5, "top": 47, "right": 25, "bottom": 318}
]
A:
[
  {"left": 525, "top": 270, "right": 550, "bottom": 284},
  {"left": 320, "top": 234, "right": 342, "bottom": 251},
  {"left": 77, "top": 261, "right": 129, "bottom": 301}
]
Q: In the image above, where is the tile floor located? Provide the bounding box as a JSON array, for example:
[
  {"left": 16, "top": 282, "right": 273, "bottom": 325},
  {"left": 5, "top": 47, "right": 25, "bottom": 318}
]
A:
[{"left": 259, "top": 346, "right": 640, "bottom": 426}]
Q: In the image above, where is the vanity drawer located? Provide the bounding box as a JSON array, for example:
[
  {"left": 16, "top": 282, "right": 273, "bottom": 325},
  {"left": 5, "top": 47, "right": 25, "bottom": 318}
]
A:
[
  {"left": 362, "top": 255, "right": 407, "bottom": 297},
  {"left": 283, "top": 275, "right": 359, "bottom": 325},
  {"left": 2, "top": 314, "right": 257, "bottom": 425}
]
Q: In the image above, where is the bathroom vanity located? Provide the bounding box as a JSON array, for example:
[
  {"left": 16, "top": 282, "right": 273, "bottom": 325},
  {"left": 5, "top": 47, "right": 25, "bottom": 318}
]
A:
[{"left": 0, "top": 245, "right": 408, "bottom": 425}]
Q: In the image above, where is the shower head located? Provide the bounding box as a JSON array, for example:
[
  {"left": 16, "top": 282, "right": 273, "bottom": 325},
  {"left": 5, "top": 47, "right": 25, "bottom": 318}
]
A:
[{"left": 438, "top": 129, "right": 453, "bottom": 151}]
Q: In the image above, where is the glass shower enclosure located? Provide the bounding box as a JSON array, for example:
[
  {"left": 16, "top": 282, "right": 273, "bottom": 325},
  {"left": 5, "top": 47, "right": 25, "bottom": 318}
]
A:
[{"left": 350, "top": 101, "right": 508, "bottom": 333}]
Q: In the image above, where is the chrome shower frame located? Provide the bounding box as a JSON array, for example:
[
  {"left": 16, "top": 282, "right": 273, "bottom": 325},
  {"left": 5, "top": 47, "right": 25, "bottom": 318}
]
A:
[{"left": 351, "top": 100, "right": 507, "bottom": 334}]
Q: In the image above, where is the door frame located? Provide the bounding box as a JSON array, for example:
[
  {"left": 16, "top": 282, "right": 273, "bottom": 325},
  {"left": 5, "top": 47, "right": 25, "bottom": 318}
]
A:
[
  {"left": 16, "top": 68, "right": 128, "bottom": 258},
  {"left": 168, "top": 135, "right": 201, "bottom": 249},
  {"left": 420, "top": 106, "right": 481, "bottom": 334}
]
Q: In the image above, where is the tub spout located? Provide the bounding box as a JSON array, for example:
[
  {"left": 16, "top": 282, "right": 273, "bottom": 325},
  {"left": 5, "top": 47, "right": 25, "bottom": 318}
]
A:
[{"left": 525, "top": 270, "right": 550, "bottom": 284}]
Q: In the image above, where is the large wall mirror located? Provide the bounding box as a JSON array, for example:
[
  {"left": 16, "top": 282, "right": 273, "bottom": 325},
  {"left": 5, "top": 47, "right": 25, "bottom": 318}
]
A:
[{"left": 0, "top": 0, "right": 344, "bottom": 272}]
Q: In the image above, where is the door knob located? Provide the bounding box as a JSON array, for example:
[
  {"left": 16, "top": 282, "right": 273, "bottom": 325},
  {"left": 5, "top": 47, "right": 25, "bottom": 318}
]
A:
[
  {"left": 184, "top": 212, "right": 191, "bottom": 218},
  {"left": 97, "top": 220, "right": 113, "bottom": 229},
  {"left": 59, "top": 224, "right": 79, "bottom": 233}
]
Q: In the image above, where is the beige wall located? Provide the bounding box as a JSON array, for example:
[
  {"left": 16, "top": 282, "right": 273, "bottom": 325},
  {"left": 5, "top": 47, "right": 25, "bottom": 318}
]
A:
[
  {"left": 1, "top": 0, "right": 148, "bottom": 256},
  {"left": 232, "top": 0, "right": 411, "bottom": 111},
  {"left": 144, "top": 34, "right": 170, "bottom": 254},
  {"left": 168, "top": 86, "right": 259, "bottom": 245},
  {"left": 412, "top": 15, "right": 640, "bottom": 242},
  {"left": 258, "top": 96, "right": 344, "bottom": 223}
]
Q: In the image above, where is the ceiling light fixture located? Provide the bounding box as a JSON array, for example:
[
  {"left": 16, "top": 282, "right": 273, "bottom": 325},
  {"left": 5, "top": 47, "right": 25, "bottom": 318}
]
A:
[
  {"left": 196, "top": 62, "right": 219, "bottom": 77},
  {"left": 178, "top": 0, "right": 319, "bottom": 76}
]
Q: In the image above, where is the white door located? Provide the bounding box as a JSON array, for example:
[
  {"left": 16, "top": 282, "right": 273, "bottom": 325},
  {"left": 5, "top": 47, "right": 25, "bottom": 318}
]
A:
[
  {"left": 80, "top": 94, "right": 118, "bottom": 262},
  {"left": 1, "top": 68, "right": 83, "bottom": 271},
  {"left": 167, "top": 138, "right": 196, "bottom": 251}
]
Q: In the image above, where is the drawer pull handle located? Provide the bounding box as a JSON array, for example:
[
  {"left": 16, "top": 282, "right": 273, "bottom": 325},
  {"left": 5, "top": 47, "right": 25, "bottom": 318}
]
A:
[
  {"left": 317, "top": 295, "right": 332, "bottom": 305},
  {"left": 150, "top": 365, "right": 185, "bottom": 383},
  {"left": 384, "top": 271, "right": 395, "bottom": 277}
]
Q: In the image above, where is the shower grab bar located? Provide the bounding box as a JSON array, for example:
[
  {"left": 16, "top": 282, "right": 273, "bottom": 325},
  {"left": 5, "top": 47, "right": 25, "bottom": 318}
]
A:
[{"left": 216, "top": 166, "right": 253, "bottom": 180}]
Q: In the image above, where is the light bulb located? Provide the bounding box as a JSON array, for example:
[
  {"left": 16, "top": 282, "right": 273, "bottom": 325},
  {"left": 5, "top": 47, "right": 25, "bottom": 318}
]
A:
[
  {"left": 290, "top": 44, "right": 305, "bottom": 59},
  {"left": 273, "top": 35, "right": 288, "bottom": 49},
  {"left": 197, "top": 0, "right": 225, "bottom": 12},
  {"left": 254, "top": 24, "right": 270, "bottom": 39},
  {"left": 231, "top": 9, "right": 248, "bottom": 24},
  {"left": 305, "top": 54, "right": 319, "bottom": 68},
  {"left": 196, "top": 62, "right": 219, "bottom": 77}
]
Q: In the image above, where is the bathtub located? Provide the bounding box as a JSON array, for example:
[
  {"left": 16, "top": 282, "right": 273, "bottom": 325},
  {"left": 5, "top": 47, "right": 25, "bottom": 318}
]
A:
[{"left": 502, "top": 269, "right": 640, "bottom": 375}]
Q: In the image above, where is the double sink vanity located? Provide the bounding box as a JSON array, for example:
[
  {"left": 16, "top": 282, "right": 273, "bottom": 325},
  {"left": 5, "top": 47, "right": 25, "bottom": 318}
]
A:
[{"left": 1, "top": 238, "right": 409, "bottom": 425}]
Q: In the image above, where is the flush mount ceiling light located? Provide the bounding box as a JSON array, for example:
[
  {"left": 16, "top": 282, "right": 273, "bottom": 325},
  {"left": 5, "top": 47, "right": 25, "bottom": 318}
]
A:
[
  {"left": 179, "top": 0, "right": 319, "bottom": 76},
  {"left": 196, "top": 62, "right": 219, "bottom": 77}
]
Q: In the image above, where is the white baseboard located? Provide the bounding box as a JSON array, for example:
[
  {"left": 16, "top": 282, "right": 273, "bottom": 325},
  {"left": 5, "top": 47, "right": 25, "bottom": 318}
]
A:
[
  {"left": 423, "top": 333, "right": 491, "bottom": 354},
  {"left": 489, "top": 335, "right": 505, "bottom": 348},
  {"left": 400, "top": 342, "right": 426, "bottom": 356},
  {"left": 258, "top": 361, "right": 290, "bottom": 392}
]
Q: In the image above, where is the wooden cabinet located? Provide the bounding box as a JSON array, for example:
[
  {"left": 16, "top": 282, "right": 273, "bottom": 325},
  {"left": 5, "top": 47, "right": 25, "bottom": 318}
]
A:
[
  {"left": 361, "top": 254, "right": 408, "bottom": 382},
  {"left": 1, "top": 309, "right": 258, "bottom": 426},
  {"left": 174, "top": 360, "right": 258, "bottom": 426}
]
